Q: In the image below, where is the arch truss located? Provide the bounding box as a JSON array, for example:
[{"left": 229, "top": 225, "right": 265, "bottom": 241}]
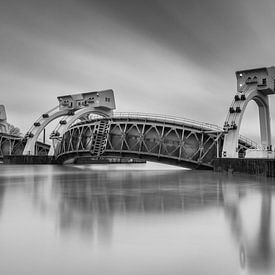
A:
[
  {"left": 55, "top": 113, "right": 256, "bottom": 169},
  {"left": 222, "top": 67, "right": 275, "bottom": 158},
  {"left": 22, "top": 89, "right": 116, "bottom": 155}
]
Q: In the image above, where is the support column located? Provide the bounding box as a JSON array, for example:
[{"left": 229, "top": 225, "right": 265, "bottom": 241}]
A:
[
  {"left": 258, "top": 99, "right": 271, "bottom": 149},
  {"left": 222, "top": 66, "right": 275, "bottom": 158}
]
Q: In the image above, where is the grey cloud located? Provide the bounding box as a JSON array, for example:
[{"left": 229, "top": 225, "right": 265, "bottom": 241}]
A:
[{"left": 1, "top": 0, "right": 275, "bottom": 143}]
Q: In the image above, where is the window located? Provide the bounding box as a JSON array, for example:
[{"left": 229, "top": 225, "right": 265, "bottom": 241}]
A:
[
  {"left": 252, "top": 76, "right": 258, "bottom": 83},
  {"left": 88, "top": 97, "right": 94, "bottom": 104},
  {"left": 262, "top": 78, "right": 267, "bottom": 85},
  {"left": 105, "top": 97, "right": 110, "bottom": 102}
]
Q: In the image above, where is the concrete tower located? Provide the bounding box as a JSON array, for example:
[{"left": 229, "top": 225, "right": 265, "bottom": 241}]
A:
[{"left": 222, "top": 67, "right": 275, "bottom": 158}]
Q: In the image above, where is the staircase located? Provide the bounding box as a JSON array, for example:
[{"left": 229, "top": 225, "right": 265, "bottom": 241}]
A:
[{"left": 91, "top": 120, "right": 110, "bottom": 156}]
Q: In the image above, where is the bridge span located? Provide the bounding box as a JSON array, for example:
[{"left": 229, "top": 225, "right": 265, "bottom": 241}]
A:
[
  {"left": 0, "top": 133, "right": 50, "bottom": 159},
  {"left": 55, "top": 112, "right": 257, "bottom": 169},
  {"left": 0, "top": 103, "right": 49, "bottom": 158}
]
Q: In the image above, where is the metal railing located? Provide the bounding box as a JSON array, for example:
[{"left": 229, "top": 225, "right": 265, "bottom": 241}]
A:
[
  {"left": 112, "top": 112, "right": 222, "bottom": 131},
  {"left": 239, "top": 134, "right": 259, "bottom": 148}
]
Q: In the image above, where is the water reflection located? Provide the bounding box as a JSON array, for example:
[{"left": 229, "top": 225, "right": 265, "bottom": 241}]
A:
[
  {"left": 0, "top": 165, "right": 274, "bottom": 275},
  {"left": 49, "top": 168, "right": 275, "bottom": 273},
  {"left": 52, "top": 170, "right": 223, "bottom": 213},
  {"left": 222, "top": 177, "right": 274, "bottom": 274},
  {"left": 0, "top": 180, "right": 5, "bottom": 216},
  {"left": 49, "top": 170, "right": 224, "bottom": 243}
]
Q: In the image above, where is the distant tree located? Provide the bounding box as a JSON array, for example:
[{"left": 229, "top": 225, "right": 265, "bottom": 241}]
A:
[{"left": 7, "top": 123, "right": 22, "bottom": 136}]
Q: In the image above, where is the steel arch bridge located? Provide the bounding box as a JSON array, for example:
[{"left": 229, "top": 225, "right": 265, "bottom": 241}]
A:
[
  {"left": 23, "top": 90, "right": 115, "bottom": 156},
  {"left": 55, "top": 113, "right": 257, "bottom": 169},
  {"left": 0, "top": 104, "right": 50, "bottom": 158},
  {"left": 0, "top": 133, "right": 49, "bottom": 159},
  {"left": 4, "top": 67, "right": 273, "bottom": 166}
]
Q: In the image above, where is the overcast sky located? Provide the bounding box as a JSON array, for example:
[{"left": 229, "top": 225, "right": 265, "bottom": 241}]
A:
[{"left": 1, "top": 0, "right": 275, "bottom": 142}]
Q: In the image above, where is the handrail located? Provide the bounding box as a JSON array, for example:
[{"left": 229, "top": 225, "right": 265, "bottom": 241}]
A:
[
  {"left": 239, "top": 134, "right": 259, "bottom": 148},
  {"left": 112, "top": 111, "right": 222, "bottom": 131}
]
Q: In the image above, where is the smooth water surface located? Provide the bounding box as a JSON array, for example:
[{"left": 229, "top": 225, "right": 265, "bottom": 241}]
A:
[{"left": 0, "top": 164, "right": 275, "bottom": 275}]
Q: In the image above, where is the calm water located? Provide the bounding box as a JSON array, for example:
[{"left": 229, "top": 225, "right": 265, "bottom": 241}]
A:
[{"left": 0, "top": 164, "right": 275, "bottom": 275}]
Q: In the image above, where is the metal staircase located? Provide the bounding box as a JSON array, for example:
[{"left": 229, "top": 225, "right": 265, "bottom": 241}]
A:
[{"left": 91, "top": 119, "right": 110, "bottom": 156}]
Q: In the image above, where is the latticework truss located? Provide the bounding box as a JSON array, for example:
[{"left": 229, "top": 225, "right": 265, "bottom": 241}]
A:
[{"left": 57, "top": 117, "right": 226, "bottom": 168}]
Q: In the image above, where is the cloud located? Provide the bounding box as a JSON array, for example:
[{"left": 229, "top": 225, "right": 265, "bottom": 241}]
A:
[{"left": 1, "top": 0, "right": 275, "bottom": 144}]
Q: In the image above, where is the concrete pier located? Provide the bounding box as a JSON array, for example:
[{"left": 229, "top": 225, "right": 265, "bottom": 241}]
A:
[{"left": 213, "top": 158, "right": 275, "bottom": 177}]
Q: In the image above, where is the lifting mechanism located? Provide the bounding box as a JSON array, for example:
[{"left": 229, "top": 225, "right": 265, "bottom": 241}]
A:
[
  {"left": 22, "top": 90, "right": 116, "bottom": 155},
  {"left": 222, "top": 67, "right": 275, "bottom": 158}
]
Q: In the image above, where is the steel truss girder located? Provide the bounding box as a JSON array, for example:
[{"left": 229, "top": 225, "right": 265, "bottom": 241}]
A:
[
  {"left": 56, "top": 117, "right": 256, "bottom": 167},
  {"left": 56, "top": 118, "right": 226, "bottom": 168}
]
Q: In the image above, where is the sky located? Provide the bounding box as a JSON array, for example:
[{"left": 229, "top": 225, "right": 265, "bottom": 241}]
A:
[{"left": 1, "top": 0, "right": 275, "bottom": 143}]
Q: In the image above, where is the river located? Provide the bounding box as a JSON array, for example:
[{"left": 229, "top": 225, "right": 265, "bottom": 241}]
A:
[{"left": 0, "top": 164, "right": 274, "bottom": 275}]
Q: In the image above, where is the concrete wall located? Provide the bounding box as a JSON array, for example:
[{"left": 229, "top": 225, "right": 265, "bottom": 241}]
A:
[
  {"left": 213, "top": 158, "right": 275, "bottom": 177},
  {"left": 3, "top": 155, "right": 55, "bottom": 164}
]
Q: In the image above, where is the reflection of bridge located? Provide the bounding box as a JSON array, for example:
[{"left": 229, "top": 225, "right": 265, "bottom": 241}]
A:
[
  {"left": 0, "top": 164, "right": 273, "bottom": 273},
  {"left": 18, "top": 165, "right": 274, "bottom": 274},
  {"left": 51, "top": 169, "right": 225, "bottom": 214},
  {"left": 45, "top": 168, "right": 275, "bottom": 273},
  {"left": 1, "top": 66, "right": 275, "bottom": 167}
]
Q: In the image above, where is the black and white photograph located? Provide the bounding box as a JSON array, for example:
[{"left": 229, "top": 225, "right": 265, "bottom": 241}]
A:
[{"left": 1, "top": 0, "right": 275, "bottom": 274}]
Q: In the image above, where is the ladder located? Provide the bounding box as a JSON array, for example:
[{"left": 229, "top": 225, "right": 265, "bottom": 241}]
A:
[{"left": 91, "top": 120, "right": 110, "bottom": 156}]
